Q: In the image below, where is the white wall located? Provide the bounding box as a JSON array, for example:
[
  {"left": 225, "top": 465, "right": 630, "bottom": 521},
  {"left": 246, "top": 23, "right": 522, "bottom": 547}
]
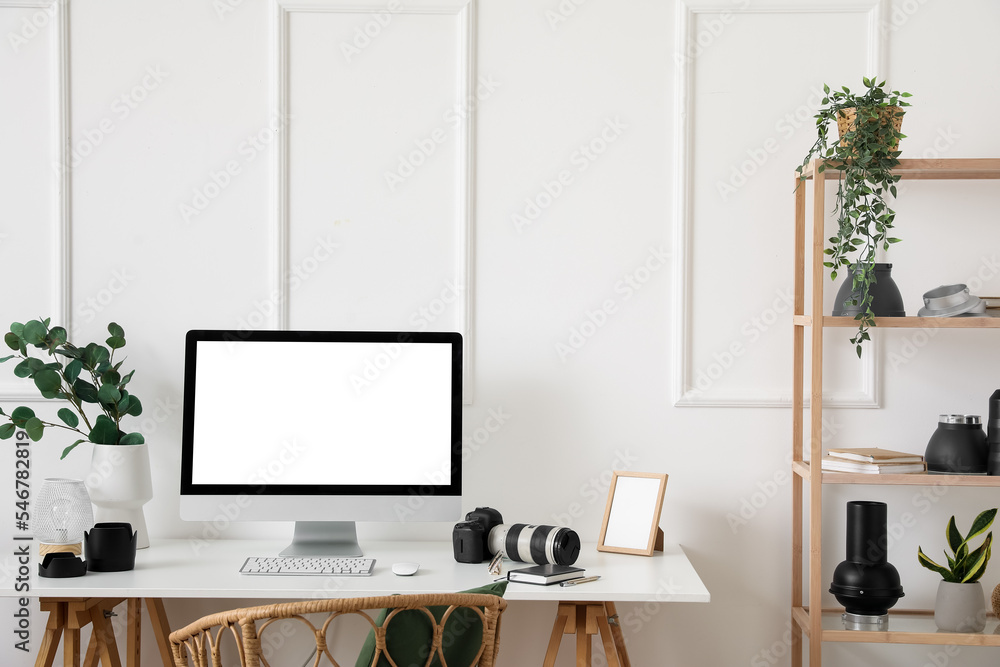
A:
[{"left": 2, "top": 0, "right": 1000, "bottom": 665}]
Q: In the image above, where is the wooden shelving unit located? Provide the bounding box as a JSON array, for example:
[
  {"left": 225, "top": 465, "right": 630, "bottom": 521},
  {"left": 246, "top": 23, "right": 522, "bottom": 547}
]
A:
[{"left": 791, "top": 158, "right": 1000, "bottom": 666}]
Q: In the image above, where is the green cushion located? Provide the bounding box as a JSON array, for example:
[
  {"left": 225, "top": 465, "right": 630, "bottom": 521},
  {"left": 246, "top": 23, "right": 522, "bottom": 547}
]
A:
[{"left": 354, "top": 581, "right": 507, "bottom": 667}]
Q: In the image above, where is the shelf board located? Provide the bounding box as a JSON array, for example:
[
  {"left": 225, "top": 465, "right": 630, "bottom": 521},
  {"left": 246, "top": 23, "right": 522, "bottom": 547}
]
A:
[
  {"left": 793, "top": 315, "right": 1000, "bottom": 328},
  {"left": 798, "top": 158, "right": 1000, "bottom": 180},
  {"left": 792, "top": 461, "right": 1000, "bottom": 486},
  {"left": 791, "top": 608, "right": 1000, "bottom": 646}
]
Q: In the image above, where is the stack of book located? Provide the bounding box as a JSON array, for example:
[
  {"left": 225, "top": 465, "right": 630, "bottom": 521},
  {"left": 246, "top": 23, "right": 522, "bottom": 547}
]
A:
[{"left": 821, "top": 447, "right": 926, "bottom": 474}]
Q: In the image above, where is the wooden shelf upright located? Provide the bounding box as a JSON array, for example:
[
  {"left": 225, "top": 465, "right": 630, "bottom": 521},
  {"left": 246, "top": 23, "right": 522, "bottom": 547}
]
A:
[{"left": 791, "top": 158, "right": 1000, "bottom": 666}]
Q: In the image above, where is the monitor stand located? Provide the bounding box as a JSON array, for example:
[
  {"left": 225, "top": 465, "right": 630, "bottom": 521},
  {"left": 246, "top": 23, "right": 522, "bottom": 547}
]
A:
[{"left": 279, "top": 521, "right": 364, "bottom": 557}]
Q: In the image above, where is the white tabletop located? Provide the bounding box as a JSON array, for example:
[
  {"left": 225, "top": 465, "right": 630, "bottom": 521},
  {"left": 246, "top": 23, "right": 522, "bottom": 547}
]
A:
[{"left": 16, "top": 539, "right": 709, "bottom": 603}]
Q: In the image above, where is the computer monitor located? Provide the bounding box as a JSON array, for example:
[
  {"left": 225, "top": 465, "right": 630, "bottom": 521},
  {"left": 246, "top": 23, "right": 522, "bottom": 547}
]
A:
[{"left": 180, "top": 330, "right": 462, "bottom": 556}]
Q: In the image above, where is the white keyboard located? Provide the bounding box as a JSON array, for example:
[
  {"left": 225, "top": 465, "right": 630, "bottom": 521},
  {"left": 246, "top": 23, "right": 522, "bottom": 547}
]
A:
[{"left": 239, "top": 556, "right": 376, "bottom": 576}]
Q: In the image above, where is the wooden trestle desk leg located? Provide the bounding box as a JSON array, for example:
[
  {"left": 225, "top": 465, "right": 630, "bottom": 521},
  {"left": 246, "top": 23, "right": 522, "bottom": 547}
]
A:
[
  {"left": 542, "top": 601, "right": 631, "bottom": 667},
  {"left": 38, "top": 598, "right": 173, "bottom": 667}
]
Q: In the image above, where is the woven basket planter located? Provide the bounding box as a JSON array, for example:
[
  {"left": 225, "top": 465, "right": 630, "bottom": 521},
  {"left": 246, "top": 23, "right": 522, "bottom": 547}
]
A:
[{"left": 836, "top": 106, "right": 904, "bottom": 151}]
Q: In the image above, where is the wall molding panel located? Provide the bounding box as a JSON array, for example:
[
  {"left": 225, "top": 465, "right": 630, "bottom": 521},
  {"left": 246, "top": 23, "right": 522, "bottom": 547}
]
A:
[
  {"left": 269, "top": 0, "right": 476, "bottom": 402},
  {"left": 0, "top": 0, "right": 70, "bottom": 401},
  {"left": 671, "top": 0, "right": 886, "bottom": 408}
]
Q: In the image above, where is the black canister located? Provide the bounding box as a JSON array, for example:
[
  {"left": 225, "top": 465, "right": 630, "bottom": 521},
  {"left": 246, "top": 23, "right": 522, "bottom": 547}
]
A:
[
  {"left": 988, "top": 390, "right": 1000, "bottom": 476},
  {"left": 832, "top": 263, "right": 905, "bottom": 317},
  {"left": 829, "top": 501, "right": 904, "bottom": 617},
  {"left": 926, "top": 414, "right": 988, "bottom": 474}
]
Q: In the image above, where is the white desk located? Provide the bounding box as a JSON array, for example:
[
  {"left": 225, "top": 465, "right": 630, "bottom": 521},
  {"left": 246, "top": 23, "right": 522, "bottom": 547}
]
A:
[
  {"left": 12, "top": 539, "right": 708, "bottom": 667},
  {"left": 24, "top": 539, "right": 709, "bottom": 602}
]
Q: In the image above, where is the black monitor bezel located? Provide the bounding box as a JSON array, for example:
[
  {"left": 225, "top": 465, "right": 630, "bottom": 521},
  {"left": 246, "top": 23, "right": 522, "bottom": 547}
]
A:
[{"left": 180, "top": 329, "right": 462, "bottom": 497}]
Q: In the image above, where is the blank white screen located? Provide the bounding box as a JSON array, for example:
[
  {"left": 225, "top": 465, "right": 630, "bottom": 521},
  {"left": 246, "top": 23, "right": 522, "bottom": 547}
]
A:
[{"left": 190, "top": 340, "right": 453, "bottom": 486}]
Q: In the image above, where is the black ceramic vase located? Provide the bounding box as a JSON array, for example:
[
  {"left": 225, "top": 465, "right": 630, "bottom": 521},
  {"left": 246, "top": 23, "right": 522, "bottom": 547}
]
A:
[
  {"left": 829, "top": 501, "right": 904, "bottom": 620},
  {"left": 926, "top": 415, "right": 988, "bottom": 474},
  {"left": 832, "top": 263, "right": 905, "bottom": 317}
]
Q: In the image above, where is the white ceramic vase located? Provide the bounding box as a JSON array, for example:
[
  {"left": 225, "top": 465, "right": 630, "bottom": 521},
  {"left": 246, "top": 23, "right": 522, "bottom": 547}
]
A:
[
  {"left": 86, "top": 444, "right": 153, "bottom": 549},
  {"left": 934, "top": 580, "right": 986, "bottom": 632}
]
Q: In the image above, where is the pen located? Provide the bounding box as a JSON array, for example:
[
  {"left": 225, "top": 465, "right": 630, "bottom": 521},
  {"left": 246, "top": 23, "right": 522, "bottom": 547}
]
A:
[{"left": 560, "top": 575, "right": 601, "bottom": 587}]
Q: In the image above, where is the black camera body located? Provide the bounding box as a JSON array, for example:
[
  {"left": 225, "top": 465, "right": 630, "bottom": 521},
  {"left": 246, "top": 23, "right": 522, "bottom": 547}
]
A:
[
  {"left": 452, "top": 507, "right": 581, "bottom": 566},
  {"left": 452, "top": 507, "right": 503, "bottom": 563}
]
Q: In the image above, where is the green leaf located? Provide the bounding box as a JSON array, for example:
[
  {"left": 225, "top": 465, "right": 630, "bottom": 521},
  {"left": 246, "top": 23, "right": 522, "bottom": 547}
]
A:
[
  {"left": 97, "top": 383, "right": 121, "bottom": 405},
  {"left": 119, "top": 432, "right": 144, "bottom": 445},
  {"left": 107, "top": 322, "right": 125, "bottom": 338},
  {"left": 21, "top": 320, "right": 47, "bottom": 346},
  {"left": 48, "top": 326, "right": 67, "bottom": 347},
  {"left": 105, "top": 336, "right": 126, "bottom": 350},
  {"left": 918, "top": 547, "right": 955, "bottom": 581},
  {"left": 3, "top": 332, "right": 20, "bottom": 351},
  {"left": 65, "top": 359, "right": 82, "bottom": 384},
  {"left": 24, "top": 417, "right": 43, "bottom": 441},
  {"left": 117, "top": 393, "right": 131, "bottom": 414},
  {"left": 947, "top": 516, "right": 963, "bottom": 553},
  {"left": 82, "top": 343, "right": 110, "bottom": 370},
  {"left": 960, "top": 533, "right": 992, "bottom": 583},
  {"left": 0, "top": 423, "right": 15, "bottom": 439},
  {"left": 9, "top": 322, "right": 23, "bottom": 337},
  {"left": 101, "top": 369, "right": 121, "bottom": 386},
  {"left": 60, "top": 439, "right": 86, "bottom": 460},
  {"left": 33, "top": 369, "right": 61, "bottom": 394},
  {"left": 73, "top": 379, "right": 100, "bottom": 403},
  {"left": 57, "top": 408, "right": 79, "bottom": 428},
  {"left": 125, "top": 395, "right": 143, "bottom": 417},
  {"left": 12, "top": 359, "right": 32, "bottom": 378},
  {"left": 119, "top": 369, "right": 135, "bottom": 387},
  {"left": 10, "top": 406, "right": 35, "bottom": 427},
  {"left": 965, "top": 509, "right": 997, "bottom": 543},
  {"left": 88, "top": 415, "right": 119, "bottom": 445},
  {"left": 0, "top": 355, "right": 11, "bottom": 364}
]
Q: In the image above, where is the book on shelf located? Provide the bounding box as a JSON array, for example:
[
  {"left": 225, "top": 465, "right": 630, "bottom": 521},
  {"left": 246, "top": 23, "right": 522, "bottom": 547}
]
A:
[
  {"left": 821, "top": 456, "right": 926, "bottom": 474},
  {"left": 826, "top": 447, "right": 923, "bottom": 464},
  {"left": 506, "top": 564, "right": 585, "bottom": 585}
]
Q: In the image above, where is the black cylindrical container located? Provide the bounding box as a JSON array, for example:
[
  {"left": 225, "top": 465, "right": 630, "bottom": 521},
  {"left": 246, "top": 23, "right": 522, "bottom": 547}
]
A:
[
  {"left": 845, "top": 500, "right": 888, "bottom": 564},
  {"left": 988, "top": 390, "right": 1000, "bottom": 476},
  {"left": 832, "top": 263, "right": 905, "bottom": 317},
  {"left": 926, "top": 415, "right": 988, "bottom": 474},
  {"left": 830, "top": 501, "right": 904, "bottom": 617}
]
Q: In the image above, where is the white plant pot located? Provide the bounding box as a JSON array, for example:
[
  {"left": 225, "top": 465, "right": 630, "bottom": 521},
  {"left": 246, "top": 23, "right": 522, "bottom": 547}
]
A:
[
  {"left": 86, "top": 444, "right": 153, "bottom": 549},
  {"left": 934, "top": 580, "right": 986, "bottom": 632}
]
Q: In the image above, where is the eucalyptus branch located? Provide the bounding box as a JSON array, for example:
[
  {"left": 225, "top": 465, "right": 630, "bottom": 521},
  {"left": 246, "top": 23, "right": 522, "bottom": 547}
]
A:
[{"left": 0, "top": 319, "right": 144, "bottom": 451}]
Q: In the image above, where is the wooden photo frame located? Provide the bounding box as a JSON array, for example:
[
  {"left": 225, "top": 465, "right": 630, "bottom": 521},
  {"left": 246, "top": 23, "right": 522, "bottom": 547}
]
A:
[{"left": 597, "top": 471, "right": 668, "bottom": 556}]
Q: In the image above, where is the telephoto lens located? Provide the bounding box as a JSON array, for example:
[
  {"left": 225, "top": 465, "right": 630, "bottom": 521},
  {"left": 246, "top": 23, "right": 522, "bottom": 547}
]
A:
[{"left": 487, "top": 523, "right": 581, "bottom": 566}]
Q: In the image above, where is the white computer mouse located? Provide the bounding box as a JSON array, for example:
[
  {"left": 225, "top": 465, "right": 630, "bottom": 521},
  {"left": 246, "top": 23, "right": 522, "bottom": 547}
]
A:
[{"left": 392, "top": 562, "right": 420, "bottom": 576}]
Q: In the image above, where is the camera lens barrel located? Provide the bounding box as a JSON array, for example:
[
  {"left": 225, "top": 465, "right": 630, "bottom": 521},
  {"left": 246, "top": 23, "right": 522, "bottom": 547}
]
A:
[{"left": 488, "top": 523, "right": 581, "bottom": 566}]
